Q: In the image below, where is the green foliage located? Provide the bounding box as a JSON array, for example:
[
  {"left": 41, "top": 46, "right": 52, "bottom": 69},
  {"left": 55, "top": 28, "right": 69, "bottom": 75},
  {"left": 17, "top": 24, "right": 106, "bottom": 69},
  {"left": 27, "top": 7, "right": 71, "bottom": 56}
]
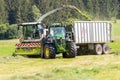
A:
[
  {"left": 32, "top": 5, "right": 41, "bottom": 21},
  {"left": 0, "top": 24, "right": 8, "bottom": 34},
  {"left": 62, "top": 18, "right": 79, "bottom": 25},
  {"left": 0, "top": 24, "right": 17, "bottom": 39},
  {"left": 0, "top": 0, "right": 120, "bottom": 39},
  {"left": 0, "top": 0, "right": 8, "bottom": 24},
  {"left": 6, "top": 24, "right": 18, "bottom": 39},
  {"left": 0, "top": 0, "right": 119, "bottom": 24},
  {"left": 0, "top": 24, "right": 8, "bottom": 39}
]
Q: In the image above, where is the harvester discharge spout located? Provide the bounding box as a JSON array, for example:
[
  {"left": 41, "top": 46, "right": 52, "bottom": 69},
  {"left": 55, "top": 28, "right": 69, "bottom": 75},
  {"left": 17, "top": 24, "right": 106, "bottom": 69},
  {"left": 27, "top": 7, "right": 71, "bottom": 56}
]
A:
[{"left": 37, "top": 5, "right": 91, "bottom": 23}]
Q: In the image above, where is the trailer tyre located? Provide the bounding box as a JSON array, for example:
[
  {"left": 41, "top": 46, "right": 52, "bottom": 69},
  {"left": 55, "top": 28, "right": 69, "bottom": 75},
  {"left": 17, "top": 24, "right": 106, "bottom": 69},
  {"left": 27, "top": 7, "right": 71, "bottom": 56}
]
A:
[
  {"left": 103, "top": 44, "right": 110, "bottom": 54},
  {"left": 44, "top": 44, "right": 56, "bottom": 59},
  {"left": 95, "top": 44, "right": 102, "bottom": 55},
  {"left": 63, "top": 42, "right": 76, "bottom": 58}
]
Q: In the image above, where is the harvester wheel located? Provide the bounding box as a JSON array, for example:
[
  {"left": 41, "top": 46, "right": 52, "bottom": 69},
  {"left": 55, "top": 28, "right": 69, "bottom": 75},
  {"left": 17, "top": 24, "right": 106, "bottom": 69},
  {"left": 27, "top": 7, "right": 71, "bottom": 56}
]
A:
[
  {"left": 63, "top": 41, "right": 76, "bottom": 58},
  {"left": 12, "top": 52, "right": 17, "bottom": 57},
  {"left": 102, "top": 44, "right": 110, "bottom": 54},
  {"left": 95, "top": 44, "right": 102, "bottom": 55},
  {"left": 44, "top": 44, "right": 56, "bottom": 59}
]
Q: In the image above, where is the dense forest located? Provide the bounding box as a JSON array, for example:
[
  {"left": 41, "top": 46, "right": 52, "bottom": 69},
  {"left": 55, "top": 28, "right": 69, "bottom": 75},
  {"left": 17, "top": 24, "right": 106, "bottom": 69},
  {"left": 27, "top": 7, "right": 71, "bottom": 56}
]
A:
[{"left": 0, "top": 0, "right": 120, "bottom": 39}]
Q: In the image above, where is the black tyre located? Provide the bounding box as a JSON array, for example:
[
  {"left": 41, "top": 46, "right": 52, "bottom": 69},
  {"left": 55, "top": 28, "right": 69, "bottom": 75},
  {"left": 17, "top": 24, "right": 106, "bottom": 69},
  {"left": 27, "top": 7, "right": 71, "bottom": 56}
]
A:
[
  {"left": 12, "top": 52, "right": 17, "bottom": 57},
  {"left": 63, "top": 41, "right": 76, "bottom": 58},
  {"left": 77, "top": 46, "right": 89, "bottom": 55},
  {"left": 95, "top": 44, "right": 103, "bottom": 55},
  {"left": 44, "top": 44, "right": 56, "bottom": 59},
  {"left": 103, "top": 44, "right": 110, "bottom": 54},
  {"left": 40, "top": 47, "right": 44, "bottom": 58}
]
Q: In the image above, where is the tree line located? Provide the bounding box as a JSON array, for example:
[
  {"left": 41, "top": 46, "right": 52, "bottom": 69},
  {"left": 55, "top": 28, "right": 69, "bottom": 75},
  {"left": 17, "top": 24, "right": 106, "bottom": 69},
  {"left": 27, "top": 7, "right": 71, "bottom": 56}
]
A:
[{"left": 0, "top": 0, "right": 119, "bottom": 39}]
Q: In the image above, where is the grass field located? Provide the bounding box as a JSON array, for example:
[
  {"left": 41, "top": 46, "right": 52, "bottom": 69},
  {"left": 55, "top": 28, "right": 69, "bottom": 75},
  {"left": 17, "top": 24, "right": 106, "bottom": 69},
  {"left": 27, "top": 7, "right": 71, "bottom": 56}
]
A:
[
  {"left": 0, "top": 21, "right": 120, "bottom": 80},
  {"left": 112, "top": 20, "right": 120, "bottom": 37},
  {"left": 0, "top": 40, "right": 17, "bottom": 57},
  {"left": 0, "top": 40, "right": 120, "bottom": 80}
]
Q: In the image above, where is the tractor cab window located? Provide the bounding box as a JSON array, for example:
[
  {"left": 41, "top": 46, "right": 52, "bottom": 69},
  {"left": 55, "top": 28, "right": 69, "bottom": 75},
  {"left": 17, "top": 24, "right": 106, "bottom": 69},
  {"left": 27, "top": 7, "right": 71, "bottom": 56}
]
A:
[{"left": 50, "top": 27, "right": 66, "bottom": 39}]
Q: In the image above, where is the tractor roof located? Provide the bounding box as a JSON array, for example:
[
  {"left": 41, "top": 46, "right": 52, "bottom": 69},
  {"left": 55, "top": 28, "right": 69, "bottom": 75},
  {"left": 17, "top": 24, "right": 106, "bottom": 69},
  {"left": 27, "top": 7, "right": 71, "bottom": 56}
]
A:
[
  {"left": 18, "top": 22, "right": 41, "bottom": 26},
  {"left": 50, "top": 23, "right": 66, "bottom": 27}
]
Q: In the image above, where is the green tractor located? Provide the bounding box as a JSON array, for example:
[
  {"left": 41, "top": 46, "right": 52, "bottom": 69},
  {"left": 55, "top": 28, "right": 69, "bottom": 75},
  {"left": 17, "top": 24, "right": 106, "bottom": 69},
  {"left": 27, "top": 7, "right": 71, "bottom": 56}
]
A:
[
  {"left": 41, "top": 23, "right": 76, "bottom": 58},
  {"left": 14, "top": 22, "right": 76, "bottom": 59}
]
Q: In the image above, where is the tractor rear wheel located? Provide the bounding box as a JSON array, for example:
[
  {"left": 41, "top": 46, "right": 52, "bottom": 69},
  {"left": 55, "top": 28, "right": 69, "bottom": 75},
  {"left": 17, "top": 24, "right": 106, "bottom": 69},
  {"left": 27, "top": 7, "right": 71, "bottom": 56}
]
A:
[
  {"left": 44, "top": 44, "right": 56, "bottom": 59},
  {"left": 63, "top": 41, "right": 76, "bottom": 58}
]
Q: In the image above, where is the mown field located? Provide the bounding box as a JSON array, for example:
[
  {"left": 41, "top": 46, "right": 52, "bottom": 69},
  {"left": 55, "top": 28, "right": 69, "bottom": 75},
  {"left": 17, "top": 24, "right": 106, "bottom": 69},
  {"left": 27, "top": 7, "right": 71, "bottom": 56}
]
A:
[
  {"left": 0, "top": 21, "right": 120, "bottom": 80},
  {"left": 0, "top": 40, "right": 120, "bottom": 80}
]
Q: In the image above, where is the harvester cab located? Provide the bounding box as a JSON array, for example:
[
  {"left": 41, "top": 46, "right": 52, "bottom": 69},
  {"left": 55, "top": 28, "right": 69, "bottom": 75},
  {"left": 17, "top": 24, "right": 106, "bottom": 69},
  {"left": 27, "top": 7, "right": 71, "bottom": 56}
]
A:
[
  {"left": 13, "top": 22, "right": 45, "bottom": 56},
  {"left": 17, "top": 22, "right": 44, "bottom": 42}
]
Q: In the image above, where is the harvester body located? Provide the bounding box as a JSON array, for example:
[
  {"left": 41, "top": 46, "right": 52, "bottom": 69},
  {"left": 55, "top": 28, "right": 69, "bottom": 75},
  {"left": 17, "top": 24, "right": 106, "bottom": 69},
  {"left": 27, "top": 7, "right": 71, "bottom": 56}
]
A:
[{"left": 14, "top": 22, "right": 44, "bottom": 55}]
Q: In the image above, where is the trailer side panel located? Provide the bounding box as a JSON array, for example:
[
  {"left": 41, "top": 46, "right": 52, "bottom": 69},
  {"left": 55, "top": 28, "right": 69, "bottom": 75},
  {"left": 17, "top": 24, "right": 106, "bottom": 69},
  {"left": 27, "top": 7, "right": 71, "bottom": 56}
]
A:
[{"left": 74, "top": 21, "right": 111, "bottom": 44}]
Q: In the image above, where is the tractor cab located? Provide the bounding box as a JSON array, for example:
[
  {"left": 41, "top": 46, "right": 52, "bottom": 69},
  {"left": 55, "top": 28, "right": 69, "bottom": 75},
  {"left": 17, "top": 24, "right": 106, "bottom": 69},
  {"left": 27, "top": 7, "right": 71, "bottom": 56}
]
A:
[
  {"left": 18, "top": 22, "right": 44, "bottom": 43},
  {"left": 48, "top": 23, "right": 66, "bottom": 53},
  {"left": 49, "top": 26, "right": 66, "bottom": 40},
  {"left": 48, "top": 23, "right": 66, "bottom": 42}
]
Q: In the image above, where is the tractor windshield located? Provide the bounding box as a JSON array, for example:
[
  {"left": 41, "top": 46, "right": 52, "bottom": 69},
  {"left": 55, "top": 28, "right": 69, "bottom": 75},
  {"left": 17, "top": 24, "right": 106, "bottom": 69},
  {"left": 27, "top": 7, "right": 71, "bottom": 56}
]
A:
[
  {"left": 50, "top": 27, "right": 66, "bottom": 39},
  {"left": 19, "top": 24, "right": 43, "bottom": 40}
]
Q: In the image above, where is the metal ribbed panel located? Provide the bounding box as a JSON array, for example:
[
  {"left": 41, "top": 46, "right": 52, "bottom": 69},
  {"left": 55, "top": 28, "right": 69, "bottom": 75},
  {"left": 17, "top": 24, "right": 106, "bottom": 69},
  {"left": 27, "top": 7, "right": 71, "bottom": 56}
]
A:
[{"left": 74, "top": 21, "right": 111, "bottom": 44}]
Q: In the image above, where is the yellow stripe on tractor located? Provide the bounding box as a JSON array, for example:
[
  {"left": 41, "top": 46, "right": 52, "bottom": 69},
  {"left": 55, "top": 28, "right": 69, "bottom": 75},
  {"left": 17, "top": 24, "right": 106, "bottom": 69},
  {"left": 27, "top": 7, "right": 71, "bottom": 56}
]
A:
[{"left": 15, "top": 47, "right": 41, "bottom": 55}]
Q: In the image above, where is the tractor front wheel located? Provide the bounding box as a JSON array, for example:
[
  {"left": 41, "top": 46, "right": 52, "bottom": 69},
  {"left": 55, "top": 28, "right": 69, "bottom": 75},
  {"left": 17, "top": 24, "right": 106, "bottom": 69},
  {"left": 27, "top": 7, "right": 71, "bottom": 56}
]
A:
[
  {"left": 44, "top": 44, "right": 56, "bottom": 59},
  {"left": 63, "top": 41, "right": 76, "bottom": 58}
]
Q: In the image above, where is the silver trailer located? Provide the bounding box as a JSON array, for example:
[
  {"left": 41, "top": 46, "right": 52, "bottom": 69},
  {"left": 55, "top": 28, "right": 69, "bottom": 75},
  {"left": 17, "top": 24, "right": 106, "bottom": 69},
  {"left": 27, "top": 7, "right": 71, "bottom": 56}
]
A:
[{"left": 73, "top": 21, "right": 112, "bottom": 55}]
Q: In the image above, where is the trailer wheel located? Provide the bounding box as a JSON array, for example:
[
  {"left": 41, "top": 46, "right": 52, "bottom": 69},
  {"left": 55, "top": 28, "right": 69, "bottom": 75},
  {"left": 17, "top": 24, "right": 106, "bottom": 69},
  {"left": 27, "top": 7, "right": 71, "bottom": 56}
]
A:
[
  {"left": 95, "top": 44, "right": 102, "bottom": 55},
  {"left": 44, "top": 44, "right": 56, "bottom": 59},
  {"left": 103, "top": 44, "right": 110, "bottom": 54},
  {"left": 63, "top": 42, "right": 76, "bottom": 58}
]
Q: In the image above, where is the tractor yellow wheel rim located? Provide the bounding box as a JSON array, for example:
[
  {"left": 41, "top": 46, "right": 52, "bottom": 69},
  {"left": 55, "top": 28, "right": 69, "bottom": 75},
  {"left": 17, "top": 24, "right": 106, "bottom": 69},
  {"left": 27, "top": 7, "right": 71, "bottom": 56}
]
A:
[
  {"left": 66, "top": 52, "right": 69, "bottom": 55},
  {"left": 45, "top": 48, "right": 50, "bottom": 57}
]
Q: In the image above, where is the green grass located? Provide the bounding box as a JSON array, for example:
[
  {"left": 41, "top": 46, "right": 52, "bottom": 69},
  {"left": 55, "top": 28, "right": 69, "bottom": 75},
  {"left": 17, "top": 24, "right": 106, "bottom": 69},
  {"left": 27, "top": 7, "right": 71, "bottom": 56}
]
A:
[
  {"left": 0, "top": 54, "right": 119, "bottom": 80},
  {"left": 109, "top": 41, "right": 120, "bottom": 53},
  {"left": 112, "top": 20, "right": 120, "bottom": 37},
  {"left": 0, "top": 40, "right": 120, "bottom": 80},
  {"left": 0, "top": 40, "right": 16, "bottom": 57}
]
